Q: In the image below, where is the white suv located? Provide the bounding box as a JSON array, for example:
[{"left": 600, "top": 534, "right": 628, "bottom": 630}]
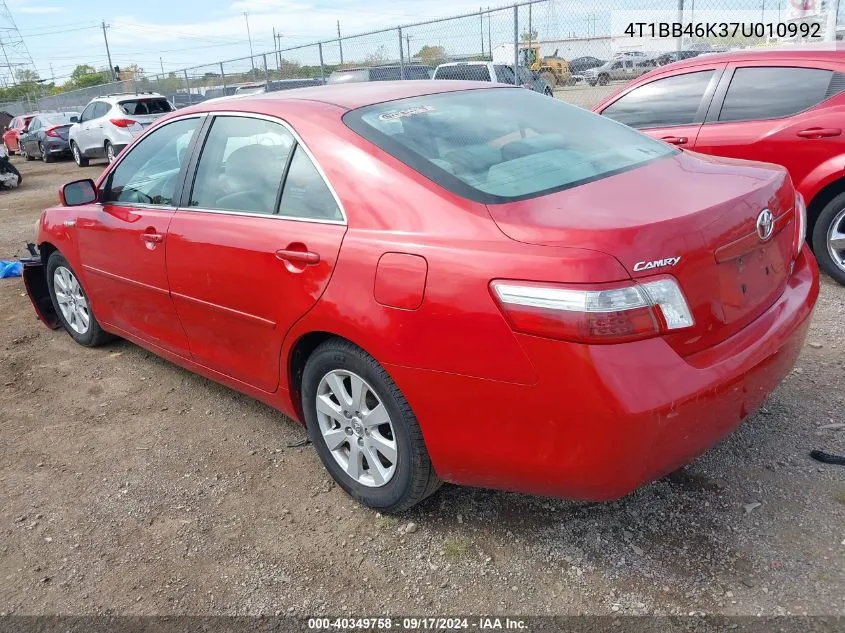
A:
[{"left": 69, "top": 92, "right": 175, "bottom": 166}]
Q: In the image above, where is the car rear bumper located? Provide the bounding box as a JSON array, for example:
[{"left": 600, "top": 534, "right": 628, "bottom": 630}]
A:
[
  {"left": 386, "top": 250, "right": 819, "bottom": 501},
  {"left": 44, "top": 139, "right": 71, "bottom": 154}
]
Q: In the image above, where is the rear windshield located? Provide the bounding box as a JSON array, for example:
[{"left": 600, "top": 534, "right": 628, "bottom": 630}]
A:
[
  {"left": 41, "top": 113, "right": 78, "bottom": 125},
  {"left": 434, "top": 65, "right": 491, "bottom": 82},
  {"left": 119, "top": 98, "right": 173, "bottom": 115},
  {"left": 344, "top": 88, "right": 674, "bottom": 203}
]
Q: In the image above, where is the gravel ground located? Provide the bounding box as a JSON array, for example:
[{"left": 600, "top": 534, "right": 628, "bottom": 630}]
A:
[{"left": 1, "top": 152, "right": 844, "bottom": 618}]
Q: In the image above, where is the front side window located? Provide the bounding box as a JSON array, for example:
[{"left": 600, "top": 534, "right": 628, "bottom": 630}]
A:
[
  {"left": 105, "top": 117, "right": 200, "bottom": 206},
  {"left": 601, "top": 70, "right": 715, "bottom": 129},
  {"left": 28, "top": 118, "right": 41, "bottom": 131},
  {"left": 345, "top": 87, "right": 674, "bottom": 203},
  {"left": 190, "top": 116, "right": 294, "bottom": 215},
  {"left": 718, "top": 66, "right": 838, "bottom": 122}
]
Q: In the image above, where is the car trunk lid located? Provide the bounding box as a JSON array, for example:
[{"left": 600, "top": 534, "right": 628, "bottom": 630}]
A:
[{"left": 485, "top": 152, "right": 796, "bottom": 356}]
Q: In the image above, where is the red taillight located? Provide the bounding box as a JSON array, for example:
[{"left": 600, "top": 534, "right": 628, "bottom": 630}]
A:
[
  {"left": 490, "top": 277, "right": 694, "bottom": 344},
  {"left": 45, "top": 126, "right": 61, "bottom": 137},
  {"left": 794, "top": 192, "right": 807, "bottom": 257},
  {"left": 109, "top": 118, "right": 137, "bottom": 128}
]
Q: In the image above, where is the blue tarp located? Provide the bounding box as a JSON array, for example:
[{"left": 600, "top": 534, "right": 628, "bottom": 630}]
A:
[{"left": 0, "top": 260, "right": 22, "bottom": 278}]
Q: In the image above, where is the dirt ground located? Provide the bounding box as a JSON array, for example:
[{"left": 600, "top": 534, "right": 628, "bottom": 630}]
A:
[{"left": 1, "top": 155, "right": 844, "bottom": 618}]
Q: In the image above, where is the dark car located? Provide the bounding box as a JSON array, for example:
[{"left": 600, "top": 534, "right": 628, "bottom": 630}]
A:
[
  {"left": 568, "top": 56, "right": 606, "bottom": 73},
  {"left": 19, "top": 112, "right": 79, "bottom": 163},
  {"left": 653, "top": 50, "right": 703, "bottom": 66},
  {"left": 169, "top": 93, "right": 207, "bottom": 109},
  {"left": 327, "top": 64, "right": 432, "bottom": 84}
]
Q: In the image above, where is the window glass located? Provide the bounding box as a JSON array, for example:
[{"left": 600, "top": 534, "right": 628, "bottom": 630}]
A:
[
  {"left": 91, "top": 102, "right": 110, "bottom": 119},
  {"left": 434, "top": 65, "right": 491, "bottom": 82},
  {"left": 601, "top": 70, "right": 714, "bottom": 128},
  {"left": 118, "top": 98, "right": 174, "bottom": 116},
  {"left": 80, "top": 104, "right": 96, "bottom": 122},
  {"left": 345, "top": 87, "right": 673, "bottom": 203},
  {"left": 190, "top": 116, "right": 294, "bottom": 214},
  {"left": 370, "top": 67, "right": 402, "bottom": 81},
  {"left": 495, "top": 65, "right": 516, "bottom": 84},
  {"left": 718, "top": 66, "right": 834, "bottom": 122},
  {"left": 41, "top": 113, "right": 77, "bottom": 126},
  {"left": 278, "top": 145, "right": 342, "bottom": 221},
  {"left": 28, "top": 118, "right": 40, "bottom": 131},
  {"left": 105, "top": 117, "right": 199, "bottom": 206}
]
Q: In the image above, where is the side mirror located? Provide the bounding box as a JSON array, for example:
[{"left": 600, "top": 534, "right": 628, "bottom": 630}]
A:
[
  {"left": 70, "top": 116, "right": 79, "bottom": 123},
  {"left": 60, "top": 179, "right": 97, "bottom": 206}
]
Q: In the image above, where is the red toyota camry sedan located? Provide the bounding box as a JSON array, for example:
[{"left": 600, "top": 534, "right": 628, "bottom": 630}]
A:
[{"left": 23, "top": 81, "right": 818, "bottom": 512}]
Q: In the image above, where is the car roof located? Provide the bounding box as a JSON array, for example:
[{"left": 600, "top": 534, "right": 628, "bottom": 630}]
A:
[
  {"left": 437, "top": 61, "right": 492, "bottom": 67},
  {"left": 183, "top": 80, "right": 510, "bottom": 112},
  {"left": 659, "top": 43, "right": 845, "bottom": 71},
  {"left": 93, "top": 92, "right": 165, "bottom": 102}
]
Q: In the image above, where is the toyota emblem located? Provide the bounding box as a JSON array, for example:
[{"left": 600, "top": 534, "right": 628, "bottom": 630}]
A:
[{"left": 756, "top": 209, "right": 774, "bottom": 241}]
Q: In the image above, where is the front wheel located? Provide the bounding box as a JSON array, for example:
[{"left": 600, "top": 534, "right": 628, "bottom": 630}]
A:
[
  {"left": 302, "top": 339, "right": 441, "bottom": 512},
  {"left": 812, "top": 192, "right": 845, "bottom": 286},
  {"left": 105, "top": 141, "right": 116, "bottom": 164},
  {"left": 4, "top": 142, "right": 14, "bottom": 156},
  {"left": 46, "top": 251, "right": 113, "bottom": 347},
  {"left": 22, "top": 145, "right": 33, "bottom": 161},
  {"left": 71, "top": 142, "right": 89, "bottom": 167}
]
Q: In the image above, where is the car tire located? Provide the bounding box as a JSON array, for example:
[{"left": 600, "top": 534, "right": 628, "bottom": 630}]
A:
[
  {"left": 71, "top": 142, "right": 89, "bottom": 167},
  {"left": 544, "top": 87, "right": 554, "bottom": 97},
  {"left": 105, "top": 141, "right": 116, "bottom": 164},
  {"left": 811, "top": 191, "right": 845, "bottom": 286},
  {"left": 4, "top": 142, "right": 14, "bottom": 156},
  {"left": 598, "top": 74, "right": 609, "bottom": 86},
  {"left": 40, "top": 142, "right": 54, "bottom": 163},
  {"left": 302, "top": 338, "right": 441, "bottom": 513},
  {"left": 22, "top": 146, "right": 33, "bottom": 161},
  {"left": 46, "top": 251, "right": 113, "bottom": 347}
]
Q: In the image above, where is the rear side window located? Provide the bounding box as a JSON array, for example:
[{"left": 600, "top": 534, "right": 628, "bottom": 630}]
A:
[
  {"left": 435, "top": 65, "right": 491, "bottom": 82},
  {"left": 344, "top": 88, "right": 674, "bottom": 204},
  {"left": 370, "top": 67, "right": 401, "bottom": 81},
  {"left": 119, "top": 98, "right": 173, "bottom": 115},
  {"left": 718, "top": 67, "right": 838, "bottom": 122},
  {"left": 601, "top": 70, "right": 715, "bottom": 129},
  {"left": 405, "top": 66, "right": 432, "bottom": 80}
]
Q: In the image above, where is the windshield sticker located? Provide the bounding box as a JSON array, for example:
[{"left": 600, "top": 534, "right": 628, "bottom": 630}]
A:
[{"left": 378, "top": 105, "right": 435, "bottom": 121}]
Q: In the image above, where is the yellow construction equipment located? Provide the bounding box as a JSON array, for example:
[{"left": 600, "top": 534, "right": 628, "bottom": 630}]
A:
[{"left": 520, "top": 44, "right": 572, "bottom": 87}]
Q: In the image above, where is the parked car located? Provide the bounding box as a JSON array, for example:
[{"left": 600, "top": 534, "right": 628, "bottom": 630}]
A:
[
  {"left": 18, "top": 112, "right": 80, "bottom": 163},
  {"left": 593, "top": 46, "right": 845, "bottom": 285},
  {"left": 653, "top": 50, "right": 703, "bottom": 66},
  {"left": 583, "top": 57, "right": 653, "bottom": 86},
  {"left": 23, "top": 82, "right": 818, "bottom": 512},
  {"left": 433, "top": 62, "right": 553, "bottom": 95},
  {"left": 233, "top": 79, "right": 325, "bottom": 95},
  {"left": 204, "top": 86, "right": 238, "bottom": 99},
  {"left": 69, "top": 92, "right": 175, "bottom": 166},
  {"left": 3, "top": 114, "right": 34, "bottom": 155},
  {"left": 169, "top": 93, "right": 207, "bottom": 109},
  {"left": 327, "top": 64, "right": 432, "bottom": 84},
  {"left": 568, "top": 56, "right": 606, "bottom": 74}
]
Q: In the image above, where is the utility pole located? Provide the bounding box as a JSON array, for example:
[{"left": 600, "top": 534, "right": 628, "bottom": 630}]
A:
[
  {"left": 487, "top": 6, "right": 492, "bottom": 59},
  {"left": 49, "top": 62, "right": 54, "bottom": 84},
  {"left": 337, "top": 20, "right": 343, "bottom": 64},
  {"left": 676, "top": 0, "right": 684, "bottom": 51},
  {"left": 480, "top": 7, "right": 484, "bottom": 56},
  {"left": 102, "top": 20, "right": 115, "bottom": 82},
  {"left": 244, "top": 12, "right": 255, "bottom": 71},
  {"left": 406, "top": 33, "right": 412, "bottom": 61},
  {"left": 159, "top": 57, "right": 164, "bottom": 74},
  {"left": 826, "top": 0, "right": 840, "bottom": 41},
  {"left": 273, "top": 28, "right": 282, "bottom": 70}
]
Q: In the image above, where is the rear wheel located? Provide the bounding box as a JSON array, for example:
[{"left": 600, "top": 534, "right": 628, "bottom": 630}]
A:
[
  {"left": 46, "top": 252, "right": 113, "bottom": 347},
  {"left": 302, "top": 339, "right": 441, "bottom": 512},
  {"left": 71, "top": 142, "right": 89, "bottom": 167},
  {"left": 105, "top": 141, "right": 116, "bottom": 164},
  {"left": 22, "top": 145, "right": 33, "bottom": 161},
  {"left": 40, "top": 142, "right": 54, "bottom": 163},
  {"left": 812, "top": 192, "right": 845, "bottom": 286}
]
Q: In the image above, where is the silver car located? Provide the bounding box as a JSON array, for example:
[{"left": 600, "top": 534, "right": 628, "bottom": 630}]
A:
[
  {"left": 583, "top": 57, "right": 656, "bottom": 86},
  {"left": 68, "top": 92, "right": 175, "bottom": 166}
]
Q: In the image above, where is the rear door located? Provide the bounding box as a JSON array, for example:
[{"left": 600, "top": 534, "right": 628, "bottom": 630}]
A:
[
  {"left": 599, "top": 65, "right": 724, "bottom": 148},
  {"left": 20, "top": 117, "right": 39, "bottom": 155},
  {"left": 166, "top": 113, "right": 347, "bottom": 392},
  {"left": 692, "top": 61, "right": 845, "bottom": 191}
]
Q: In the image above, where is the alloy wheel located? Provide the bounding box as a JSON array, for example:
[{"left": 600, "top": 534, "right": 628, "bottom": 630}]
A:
[
  {"left": 53, "top": 266, "right": 90, "bottom": 335},
  {"left": 106, "top": 143, "right": 115, "bottom": 163},
  {"left": 315, "top": 369, "right": 398, "bottom": 488},
  {"left": 72, "top": 144, "right": 81, "bottom": 165},
  {"left": 827, "top": 207, "right": 845, "bottom": 274}
]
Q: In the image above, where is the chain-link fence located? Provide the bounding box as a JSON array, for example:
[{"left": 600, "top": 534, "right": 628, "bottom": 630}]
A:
[{"left": 1, "top": 0, "right": 840, "bottom": 116}]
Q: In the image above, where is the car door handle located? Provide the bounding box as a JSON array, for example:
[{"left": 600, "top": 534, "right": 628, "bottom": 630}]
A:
[
  {"left": 797, "top": 127, "right": 841, "bottom": 139},
  {"left": 275, "top": 247, "right": 320, "bottom": 266},
  {"left": 141, "top": 233, "right": 164, "bottom": 244},
  {"left": 661, "top": 135, "right": 688, "bottom": 145}
]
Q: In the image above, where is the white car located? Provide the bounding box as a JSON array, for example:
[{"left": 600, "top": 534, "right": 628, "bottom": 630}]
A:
[
  {"left": 68, "top": 92, "right": 175, "bottom": 166},
  {"left": 433, "top": 61, "right": 553, "bottom": 95}
]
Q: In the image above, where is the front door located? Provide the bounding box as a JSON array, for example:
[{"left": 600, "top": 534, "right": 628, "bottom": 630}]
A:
[
  {"left": 74, "top": 116, "right": 203, "bottom": 356},
  {"left": 166, "top": 114, "right": 347, "bottom": 392},
  {"left": 598, "top": 66, "right": 724, "bottom": 149}
]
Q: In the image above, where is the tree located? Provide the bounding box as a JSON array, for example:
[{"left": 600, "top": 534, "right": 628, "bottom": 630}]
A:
[
  {"left": 68, "top": 64, "right": 110, "bottom": 89},
  {"left": 520, "top": 28, "right": 538, "bottom": 42},
  {"left": 415, "top": 45, "right": 446, "bottom": 66},
  {"left": 118, "top": 64, "right": 144, "bottom": 80},
  {"left": 365, "top": 46, "right": 389, "bottom": 65},
  {"left": 15, "top": 68, "right": 40, "bottom": 84}
]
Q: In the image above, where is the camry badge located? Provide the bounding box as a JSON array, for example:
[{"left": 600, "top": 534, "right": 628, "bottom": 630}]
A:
[
  {"left": 633, "top": 256, "right": 681, "bottom": 272},
  {"left": 756, "top": 209, "right": 774, "bottom": 241}
]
